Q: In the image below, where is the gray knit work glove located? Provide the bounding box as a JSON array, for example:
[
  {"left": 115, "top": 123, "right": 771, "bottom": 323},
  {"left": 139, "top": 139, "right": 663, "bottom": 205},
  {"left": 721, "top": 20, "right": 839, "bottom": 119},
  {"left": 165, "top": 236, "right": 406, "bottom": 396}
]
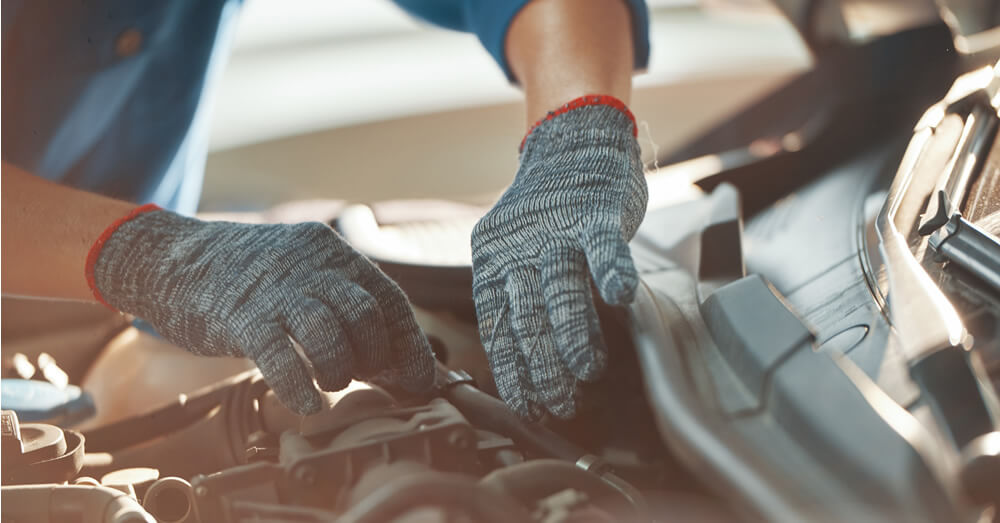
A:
[
  {"left": 471, "top": 96, "right": 648, "bottom": 420},
  {"left": 86, "top": 207, "right": 436, "bottom": 415}
]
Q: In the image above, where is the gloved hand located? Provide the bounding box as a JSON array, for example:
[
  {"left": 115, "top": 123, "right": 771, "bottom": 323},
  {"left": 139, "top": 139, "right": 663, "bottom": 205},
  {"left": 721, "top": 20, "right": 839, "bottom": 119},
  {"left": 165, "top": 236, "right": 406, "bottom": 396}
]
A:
[
  {"left": 86, "top": 206, "right": 436, "bottom": 414},
  {"left": 471, "top": 95, "right": 648, "bottom": 420}
]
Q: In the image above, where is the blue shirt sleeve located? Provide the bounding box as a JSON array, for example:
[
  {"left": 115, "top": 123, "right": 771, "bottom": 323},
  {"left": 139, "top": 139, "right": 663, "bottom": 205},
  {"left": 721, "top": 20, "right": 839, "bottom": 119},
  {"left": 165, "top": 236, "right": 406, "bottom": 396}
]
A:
[{"left": 392, "top": 0, "right": 650, "bottom": 82}]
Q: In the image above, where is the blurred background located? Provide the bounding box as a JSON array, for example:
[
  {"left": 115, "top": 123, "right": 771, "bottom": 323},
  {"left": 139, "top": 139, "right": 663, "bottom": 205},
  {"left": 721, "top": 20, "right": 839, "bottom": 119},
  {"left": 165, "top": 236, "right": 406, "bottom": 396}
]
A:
[{"left": 198, "top": 0, "right": 814, "bottom": 211}]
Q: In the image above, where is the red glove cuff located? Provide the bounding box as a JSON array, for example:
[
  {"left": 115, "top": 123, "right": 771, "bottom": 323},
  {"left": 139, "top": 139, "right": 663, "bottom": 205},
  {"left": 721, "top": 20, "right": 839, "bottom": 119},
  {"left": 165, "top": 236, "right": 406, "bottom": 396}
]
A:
[
  {"left": 85, "top": 203, "right": 162, "bottom": 308},
  {"left": 520, "top": 94, "right": 637, "bottom": 152}
]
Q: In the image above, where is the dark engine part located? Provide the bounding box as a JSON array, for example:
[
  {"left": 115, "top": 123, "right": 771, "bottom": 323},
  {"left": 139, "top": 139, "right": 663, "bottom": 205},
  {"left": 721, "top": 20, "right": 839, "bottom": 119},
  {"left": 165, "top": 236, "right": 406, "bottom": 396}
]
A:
[
  {"left": 190, "top": 392, "right": 483, "bottom": 521},
  {"left": 185, "top": 377, "right": 648, "bottom": 523},
  {"left": 0, "top": 363, "right": 653, "bottom": 523},
  {"left": 82, "top": 370, "right": 270, "bottom": 480}
]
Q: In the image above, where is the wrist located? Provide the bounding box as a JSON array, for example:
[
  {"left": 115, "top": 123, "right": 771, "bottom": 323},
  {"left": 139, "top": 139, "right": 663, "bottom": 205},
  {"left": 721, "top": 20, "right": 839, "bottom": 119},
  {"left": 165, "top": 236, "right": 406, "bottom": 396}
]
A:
[
  {"left": 520, "top": 94, "right": 637, "bottom": 152},
  {"left": 85, "top": 203, "right": 162, "bottom": 308}
]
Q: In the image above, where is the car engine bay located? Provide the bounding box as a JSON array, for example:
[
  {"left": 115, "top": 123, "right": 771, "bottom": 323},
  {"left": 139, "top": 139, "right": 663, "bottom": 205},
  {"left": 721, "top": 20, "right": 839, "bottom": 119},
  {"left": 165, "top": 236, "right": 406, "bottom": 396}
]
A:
[{"left": 4, "top": 12, "right": 1000, "bottom": 523}]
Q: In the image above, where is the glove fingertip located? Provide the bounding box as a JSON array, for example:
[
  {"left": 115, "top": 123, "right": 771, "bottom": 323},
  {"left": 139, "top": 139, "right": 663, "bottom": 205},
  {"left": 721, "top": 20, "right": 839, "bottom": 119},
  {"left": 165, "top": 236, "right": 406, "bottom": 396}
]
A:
[
  {"left": 571, "top": 348, "right": 608, "bottom": 382},
  {"left": 517, "top": 399, "right": 546, "bottom": 422},
  {"left": 506, "top": 384, "right": 545, "bottom": 421},
  {"left": 548, "top": 401, "right": 577, "bottom": 421},
  {"left": 495, "top": 379, "right": 544, "bottom": 421},
  {"left": 315, "top": 370, "right": 353, "bottom": 394},
  {"left": 397, "top": 356, "right": 437, "bottom": 394},
  {"left": 597, "top": 265, "right": 639, "bottom": 305},
  {"left": 538, "top": 382, "right": 579, "bottom": 420},
  {"left": 369, "top": 333, "right": 437, "bottom": 395},
  {"left": 255, "top": 346, "right": 324, "bottom": 416},
  {"left": 296, "top": 392, "right": 324, "bottom": 416},
  {"left": 581, "top": 228, "right": 639, "bottom": 306},
  {"left": 275, "top": 378, "right": 324, "bottom": 416}
]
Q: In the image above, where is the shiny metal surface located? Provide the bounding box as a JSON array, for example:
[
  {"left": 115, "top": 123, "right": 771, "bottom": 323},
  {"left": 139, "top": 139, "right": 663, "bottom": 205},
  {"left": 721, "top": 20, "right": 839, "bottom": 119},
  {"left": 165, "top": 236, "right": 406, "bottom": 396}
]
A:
[
  {"left": 919, "top": 105, "right": 999, "bottom": 234},
  {"left": 875, "top": 126, "right": 968, "bottom": 363}
]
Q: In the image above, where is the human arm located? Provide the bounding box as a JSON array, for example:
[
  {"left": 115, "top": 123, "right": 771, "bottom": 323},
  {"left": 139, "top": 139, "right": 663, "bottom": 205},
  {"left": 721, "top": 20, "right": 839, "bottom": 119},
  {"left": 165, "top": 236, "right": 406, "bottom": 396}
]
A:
[
  {"left": 474, "top": 0, "right": 647, "bottom": 420},
  {"left": 505, "top": 0, "right": 636, "bottom": 125},
  {"left": 392, "top": 0, "right": 650, "bottom": 419},
  {"left": 390, "top": 0, "right": 649, "bottom": 93},
  {"left": 2, "top": 162, "right": 136, "bottom": 300},
  {"left": 1, "top": 162, "right": 435, "bottom": 414}
]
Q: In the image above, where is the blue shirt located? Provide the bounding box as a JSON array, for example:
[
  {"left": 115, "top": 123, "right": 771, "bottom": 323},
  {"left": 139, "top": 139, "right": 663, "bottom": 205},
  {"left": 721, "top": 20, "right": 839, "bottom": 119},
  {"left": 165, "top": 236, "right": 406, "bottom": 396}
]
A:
[{"left": 2, "top": 1, "right": 649, "bottom": 214}]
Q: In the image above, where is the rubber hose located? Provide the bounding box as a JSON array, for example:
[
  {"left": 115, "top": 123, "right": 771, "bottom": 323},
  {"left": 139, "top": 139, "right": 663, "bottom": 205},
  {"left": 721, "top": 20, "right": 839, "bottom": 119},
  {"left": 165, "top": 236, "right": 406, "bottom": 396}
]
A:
[
  {"left": 143, "top": 477, "right": 195, "bottom": 523},
  {"left": 444, "top": 382, "right": 586, "bottom": 461},
  {"left": 2, "top": 484, "right": 155, "bottom": 523}
]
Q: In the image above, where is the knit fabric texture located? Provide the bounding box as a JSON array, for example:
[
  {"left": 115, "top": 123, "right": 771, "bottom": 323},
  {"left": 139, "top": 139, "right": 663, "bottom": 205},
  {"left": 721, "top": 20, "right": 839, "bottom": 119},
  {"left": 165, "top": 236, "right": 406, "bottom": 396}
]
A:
[
  {"left": 90, "top": 211, "right": 436, "bottom": 414},
  {"left": 471, "top": 101, "right": 648, "bottom": 420}
]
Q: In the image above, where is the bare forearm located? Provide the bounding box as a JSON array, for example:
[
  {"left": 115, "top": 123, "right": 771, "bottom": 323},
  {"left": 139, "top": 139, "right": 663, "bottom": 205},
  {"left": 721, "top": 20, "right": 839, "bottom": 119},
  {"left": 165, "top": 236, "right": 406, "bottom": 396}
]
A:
[
  {"left": 2, "top": 162, "right": 136, "bottom": 300},
  {"left": 506, "top": 0, "right": 635, "bottom": 126}
]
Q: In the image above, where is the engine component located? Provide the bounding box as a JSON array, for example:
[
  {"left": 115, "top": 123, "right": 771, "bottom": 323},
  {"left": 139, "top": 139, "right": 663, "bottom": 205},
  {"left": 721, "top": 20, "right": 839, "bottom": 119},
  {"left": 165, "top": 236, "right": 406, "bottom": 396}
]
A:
[
  {"left": 190, "top": 393, "right": 481, "bottom": 521},
  {"left": 1, "top": 410, "right": 85, "bottom": 485},
  {"left": 100, "top": 467, "right": 160, "bottom": 500},
  {"left": 959, "top": 431, "right": 1000, "bottom": 506},
  {"left": 81, "top": 370, "right": 269, "bottom": 480},
  {"left": 929, "top": 213, "right": 1000, "bottom": 293},
  {"left": 480, "top": 459, "right": 637, "bottom": 518},
  {"left": 438, "top": 370, "right": 590, "bottom": 462},
  {"left": 120, "top": 378, "right": 648, "bottom": 523},
  {"left": 338, "top": 462, "right": 532, "bottom": 523},
  {"left": 143, "top": 477, "right": 196, "bottom": 523},
  {"left": 1, "top": 369, "right": 654, "bottom": 522},
  {"left": 878, "top": 64, "right": 1000, "bottom": 453},
  {"left": 1, "top": 484, "right": 155, "bottom": 523}
]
